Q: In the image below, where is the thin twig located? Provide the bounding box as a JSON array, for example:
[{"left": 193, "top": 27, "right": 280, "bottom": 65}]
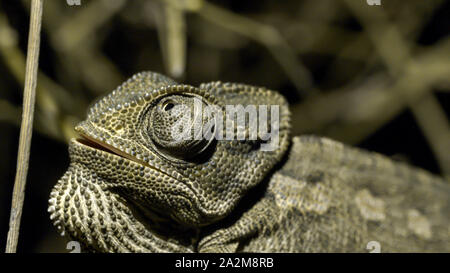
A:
[
  {"left": 5, "top": 0, "right": 43, "bottom": 253},
  {"left": 162, "top": 2, "right": 186, "bottom": 78},
  {"left": 411, "top": 94, "right": 450, "bottom": 175}
]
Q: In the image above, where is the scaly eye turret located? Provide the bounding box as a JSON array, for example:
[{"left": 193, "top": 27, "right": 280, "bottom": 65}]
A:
[{"left": 147, "top": 93, "right": 216, "bottom": 161}]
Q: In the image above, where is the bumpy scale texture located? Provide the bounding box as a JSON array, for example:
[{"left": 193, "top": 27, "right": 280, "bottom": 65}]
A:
[{"left": 49, "top": 72, "right": 450, "bottom": 252}]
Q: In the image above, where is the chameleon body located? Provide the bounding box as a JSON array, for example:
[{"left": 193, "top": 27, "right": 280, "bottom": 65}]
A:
[{"left": 48, "top": 72, "right": 450, "bottom": 252}]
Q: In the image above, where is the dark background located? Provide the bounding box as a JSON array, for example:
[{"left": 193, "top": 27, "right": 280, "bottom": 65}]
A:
[{"left": 0, "top": 0, "right": 449, "bottom": 252}]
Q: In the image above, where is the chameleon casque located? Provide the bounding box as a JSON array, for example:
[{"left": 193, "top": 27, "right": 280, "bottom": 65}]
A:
[{"left": 48, "top": 72, "right": 450, "bottom": 252}]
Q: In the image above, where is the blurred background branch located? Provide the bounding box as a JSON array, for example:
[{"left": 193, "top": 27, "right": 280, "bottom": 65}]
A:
[
  {"left": 343, "top": 0, "right": 450, "bottom": 175},
  {"left": 169, "top": 0, "right": 317, "bottom": 96}
]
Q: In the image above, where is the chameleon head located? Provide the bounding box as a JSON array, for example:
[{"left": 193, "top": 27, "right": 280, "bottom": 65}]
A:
[{"left": 50, "top": 72, "right": 290, "bottom": 233}]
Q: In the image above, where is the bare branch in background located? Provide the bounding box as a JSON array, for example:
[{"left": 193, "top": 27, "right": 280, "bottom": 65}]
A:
[
  {"left": 156, "top": 1, "right": 187, "bottom": 78},
  {"left": 291, "top": 37, "right": 450, "bottom": 144},
  {"left": 343, "top": 0, "right": 450, "bottom": 175},
  {"left": 161, "top": 0, "right": 317, "bottom": 96},
  {"left": 0, "top": 13, "right": 80, "bottom": 142}
]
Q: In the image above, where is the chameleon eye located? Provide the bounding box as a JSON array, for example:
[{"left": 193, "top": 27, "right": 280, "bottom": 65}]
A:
[{"left": 148, "top": 94, "right": 216, "bottom": 161}]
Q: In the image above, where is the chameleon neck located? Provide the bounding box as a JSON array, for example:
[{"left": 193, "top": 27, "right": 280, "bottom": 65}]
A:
[{"left": 48, "top": 164, "right": 194, "bottom": 252}]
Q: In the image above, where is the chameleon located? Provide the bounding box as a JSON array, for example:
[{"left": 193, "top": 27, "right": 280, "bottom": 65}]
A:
[{"left": 48, "top": 71, "right": 450, "bottom": 252}]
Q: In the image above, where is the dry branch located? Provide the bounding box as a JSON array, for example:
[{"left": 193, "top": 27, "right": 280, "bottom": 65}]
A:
[{"left": 5, "top": 0, "right": 43, "bottom": 253}]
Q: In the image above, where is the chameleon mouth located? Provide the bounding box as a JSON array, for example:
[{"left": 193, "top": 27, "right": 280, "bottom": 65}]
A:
[
  {"left": 74, "top": 132, "right": 181, "bottom": 182},
  {"left": 73, "top": 123, "right": 180, "bottom": 179},
  {"left": 76, "top": 134, "right": 128, "bottom": 160}
]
